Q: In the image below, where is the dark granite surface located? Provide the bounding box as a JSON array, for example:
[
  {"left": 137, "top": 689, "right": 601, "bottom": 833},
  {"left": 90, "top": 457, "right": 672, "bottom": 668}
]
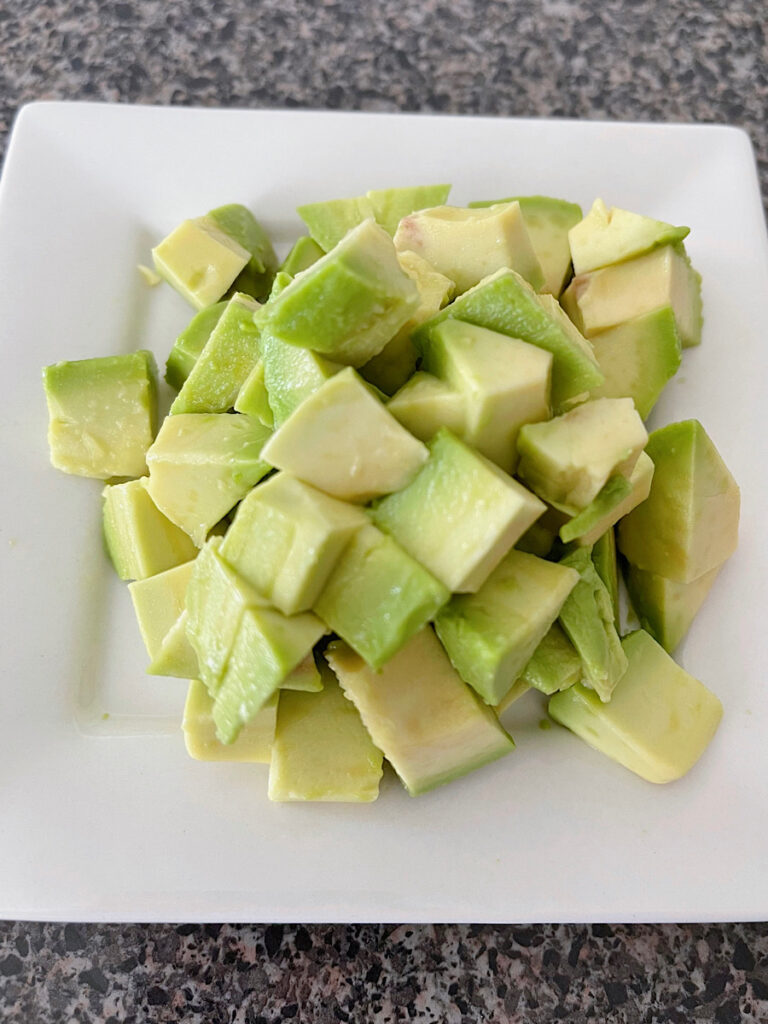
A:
[{"left": 1, "top": 1, "right": 767, "bottom": 1021}]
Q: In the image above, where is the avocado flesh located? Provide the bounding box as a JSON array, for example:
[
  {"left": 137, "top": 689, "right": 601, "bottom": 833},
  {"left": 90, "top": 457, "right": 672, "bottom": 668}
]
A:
[
  {"left": 128, "top": 559, "right": 196, "bottom": 666},
  {"left": 548, "top": 629, "right": 722, "bottom": 783},
  {"left": 412, "top": 268, "right": 603, "bottom": 413},
  {"left": 279, "top": 236, "right": 325, "bottom": 276},
  {"left": 44, "top": 350, "right": 157, "bottom": 479},
  {"left": 165, "top": 301, "right": 228, "bottom": 391},
  {"left": 558, "top": 546, "right": 627, "bottom": 703},
  {"left": 569, "top": 198, "right": 690, "bottom": 276},
  {"left": 617, "top": 419, "right": 740, "bottom": 583},
  {"left": 148, "top": 610, "right": 200, "bottom": 678},
  {"left": 103, "top": 477, "right": 198, "bottom": 581},
  {"left": 279, "top": 652, "right": 323, "bottom": 692},
  {"left": 183, "top": 680, "right": 277, "bottom": 763},
  {"left": 519, "top": 622, "right": 582, "bottom": 697},
  {"left": 588, "top": 307, "right": 682, "bottom": 419},
  {"left": 170, "top": 293, "right": 262, "bottom": 414},
  {"left": 261, "top": 368, "right": 428, "bottom": 503},
  {"left": 563, "top": 451, "right": 654, "bottom": 548},
  {"left": 372, "top": 429, "right": 545, "bottom": 593},
  {"left": 314, "top": 523, "right": 450, "bottom": 670},
  {"left": 591, "top": 528, "right": 619, "bottom": 624},
  {"left": 326, "top": 629, "right": 515, "bottom": 797},
  {"left": 366, "top": 184, "right": 452, "bottom": 235},
  {"left": 259, "top": 328, "right": 343, "bottom": 427},
  {"left": 387, "top": 373, "right": 467, "bottom": 443},
  {"left": 233, "top": 360, "right": 273, "bottom": 427},
  {"left": 435, "top": 549, "right": 579, "bottom": 706},
  {"left": 207, "top": 203, "right": 277, "bottom": 301},
  {"left": 268, "top": 664, "right": 383, "bottom": 802},
  {"left": 152, "top": 215, "right": 250, "bottom": 310},
  {"left": 625, "top": 563, "right": 722, "bottom": 654},
  {"left": 394, "top": 202, "right": 544, "bottom": 294}
]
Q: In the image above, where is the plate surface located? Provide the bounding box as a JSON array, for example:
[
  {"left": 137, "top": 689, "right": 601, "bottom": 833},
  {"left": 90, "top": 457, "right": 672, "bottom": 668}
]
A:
[{"left": 1, "top": 103, "right": 767, "bottom": 923}]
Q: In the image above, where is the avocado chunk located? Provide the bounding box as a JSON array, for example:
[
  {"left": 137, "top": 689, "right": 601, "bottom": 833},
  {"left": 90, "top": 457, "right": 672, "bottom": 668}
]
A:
[
  {"left": 435, "top": 550, "right": 579, "bottom": 706},
  {"left": 394, "top": 202, "right": 544, "bottom": 294},
  {"left": 387, "top": 372, "right": 467, "bottom": 443},
  {"left": 518, "top": 622, "right": 583, "bottom": 697},
  {"left": 588, "top": 307, "right": 682, "bottom": 419},
  {"left": 43, "top": 350, "right": 157, "bottom": 479},
  {"left": 314, "top": 523, "right": 450, "bottom": 670},
  {"left": 561, "top": 244, "right": 703, "bottom": 348},
  {"left": 259, "top": 329, "right": 343, "bottom": 427},
  {"left": 183, "top": 680, "right": 277, "bottom": 763},
  {"left": 514, "top": 515, "right": 559, "bottom": 558},
  {"left": 279, "top": 235, "right": 325, "bottom": 276},
  {"left": 145, "top": 412, "right": 272, "bottom": 545},
  {"left": 558, "top": 546, "right": 627, "bottom": 703},
  {"left": 296, "top": 195, "right": 375, "bottom": 251},
  {"left": 421, "top": 320, "right": 552, "bottom": 472},
  {"left": 220, "top": 472, "right": 367, "bottom": 615},
  {"left": 548, "top": 630, "right": 722, "bottom": 783},
  {"left": 165, "top": 301, "right": 227, "bottom": 391},
  {"left": 151, "top": 216, "right": 250, "bottom": 309},
  {"left": 233, "top": 360, "right": 273, "bottom": 427},
  {"left": 569, "top": 198, "right": 690, "bottom": 275},
  {"left": 148, "top": 610, "right": 200, "bottom": 679},
  {"left": 617, "top": 420, "right": 740, "bottom": 583},
  {"left": 268, "top": 664, "right": 383, "bottom": 802},
  {"left": 469, "top": 195, "right": 582, "bottom": 296},
  {"left": 412, "top": 268, "right": 603, "bottom": 413},
  {"left": 625, "top": 563, "right": 722, "bottom": 654},
  {"left": 326, "top": 629, "right": 515, "bottom": 796},
  {"left": 371, "top": 429, "right": 545, "bottom": 593},
  {"left": 559, "top": 451, "right": 654, "bottom": 546},
  {"left": 207, "top": 203, "right": 277, "bottom": 301},
  {"left": 102, "top": 477, "right": 198, "bottom": 580},
  {"left": 261, "top": 368, "right": 428, "bottom": 502},
  {"left": 170, "top": 293, "right": 262, "bottom": 414},
  {"left": 517, "top": 397, "right": 648, "bottom": 513},
  {"left": 366, "top": 184, "right": 452, "bottom": 235},
  {"left": 128, "top": 559, "right": 198, "bottom": 677},
  {"left": 279, "top": 652, "right": 324, "bottom": 692},
  {"left": 591, "top": 527, "right": 619, "bottom": 624}
]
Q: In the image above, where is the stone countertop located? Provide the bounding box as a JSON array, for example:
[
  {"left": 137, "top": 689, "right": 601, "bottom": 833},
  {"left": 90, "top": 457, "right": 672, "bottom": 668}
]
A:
[{"left": 1, "top": 1, "right": 767, "bottom": 1021}]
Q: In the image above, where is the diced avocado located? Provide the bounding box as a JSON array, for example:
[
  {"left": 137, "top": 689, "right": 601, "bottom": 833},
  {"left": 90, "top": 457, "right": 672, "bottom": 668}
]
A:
[
  {"left": 279, "top": 235, "right": 325, "bottom": 276},
  {"left": 617, "top": 420, "right": 740, "bottom": 583},
  {"left": 326, "top": 629, "right": 514, "bottom": 796},
  {"left": 297, "top": 195, "right": 375, "bottom": 251},
  {"left": 314, "top": 523, "right": 449, "bottom": 670},
  {"left": 259, "top": 329, "right": 343, "bottom": 427},
  {"left": 207, "top": 203, "right": 277, "bottom": 301},
  {"left": 435, "top": 550, "right": 579, "bottom": 706},
  {"left": 279, "top": 652, "right": 324, "bottom": 692},
  {"left": 559, "top": 450, "right": 654, "bottom": 547},
  {"left": 43, "top": 351, "right": 157, "bottom": 479},
  {"left": 233, "top": 360, "right": 273, "bottom": 427},
  {"left": 548, "top": 630, "right": 722, "bottom": 783},
  {"left": 588, "top": 307, "right": 682, "bottom": 419},
  {"left": 261, "top": 219, "right": 419, "bottom": 366},
  {"left": 517, "top": 397, "right": 647, "bottom": 513},
  {"left": 268, "top": 270, "right": 293, "bottom": 299},
  {"left": 261, "top": 368, "right": 428, "bottom": 503},
  {"left": 625, "top": 563, "right": 722, "bottom": 654},
  {"left": 372, "top": 430, "right": 544, "bottom": 593},
  {"left": 514, "top": 516, "right": 558, "bottom": 558},
  {"left": 558, "top": 546, "right": 627, "bottom": 702},
  {"left": 170, "top": 293, "right": 262, "bottom": 414},
  {"left": 148, "top": 610, "right": 199, "bottom": 678},
  {"left": 102, "top": 477, "right": 198, "bottom": 580},
  {"left": 421, "top": 320, "right": 552, "bottom": 472},
  {"left": 518, "top": 622, "right": 583, "bottom": 697},
  {"left": 165, "top": 301, "right": 227, "bottom": 391},
  {"left": 183, "top": 679, "right": 277, "bottom": 763},
  {"left": 469, "top": 195, "right": 582, "bottom": 296},
  {"left": 387, "top": 373, "right": 467, "bottom": 443},
  {"left": 128, "top": 559, "right": 196, "bottom": 668},
  {"left": 268, "top": 664, "right": 383, "bottom": 802},
  {"left": 220, "top": 472, "right": 367, "bottom": 615},
  {"left": 366, "top": 184, "right": 452, "bottom": 235},
  {"left": 561, "top": 243, "right": 703, "bottom": 348},
  {"left": 394, "top": 202, "right": 544, "bottom": 294},
  {"left": 412, "top": 269, "right": 604, "bottom": 413},
  {"left": 145, "top": 413, "right": 272, "bottom": 545},
  {"left": 569, "top": 198, "right": 690, "bottom": 275},
  {"left": 151, "top": 216, "right": 250, "bottom": 309},
  {"left": 591, "top": 528, "right": 619, "bottom": 624},
  {"left": 494, "top": 677, "right": 533, "bottom": 712}
]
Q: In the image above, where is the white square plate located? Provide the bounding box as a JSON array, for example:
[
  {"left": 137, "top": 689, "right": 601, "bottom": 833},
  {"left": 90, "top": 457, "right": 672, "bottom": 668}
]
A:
[{"left": 1, "top": 103, "right": 767, "bottom": 923}]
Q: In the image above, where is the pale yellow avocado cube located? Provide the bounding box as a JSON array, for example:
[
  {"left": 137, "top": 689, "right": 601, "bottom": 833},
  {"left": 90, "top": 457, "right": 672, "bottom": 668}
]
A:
[
  {"left": 561, "top": 450, "right": 655, "bottom": 547},
  {"left": 128, "top": 560, "right": 198, "bottom": 677},
  {"left": 548, "top": 629, "right": 723, "bottom": 783},
  {"left": 152, "top": 216, "right": 250, "bottom": 310},
  {"left": 183, "top": 680, "right": 277, "bottom": 762},
  {"left": 387, "top": 372, "right": 468, "bottom": 443}
]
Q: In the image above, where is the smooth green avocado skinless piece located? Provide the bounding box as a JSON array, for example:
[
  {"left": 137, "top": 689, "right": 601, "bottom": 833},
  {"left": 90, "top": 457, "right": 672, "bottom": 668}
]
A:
[
  {"left": 165, "top": 301, "right": 228, "bottom": 391},
  {"left": 366, "top": 184, "right": 452, "bottom": 235},
  {"left": 387, "top": 372, "right": 467, "bottom": 443},
  {"left": 233, "top": 360, "right": 273, "bottom": 427},
  {"left": 259, "top": 327, "right": 343, "bottom": 427},
  {"left": 128, "top": 559, "right": 196, "bottom": 666},
  {"left": 592, "top": 528, "right": 620, "bottom": 625},
  {"left": 326, "top": 630, "right": 515, "bottom": 797},
  {"left": 569, "top": 198, "right": 690, "bottom": 275},
  {"left": 152, "top": 216, "right": 250, "bottom": 309},
  {"left": 412, "top": 268, "right": 603, "bottom": 413},
  {"left": 518, "top": 622, "right": 583, "bottom": 697},
  {"left": 148, "top": 609, "right": 200, "bottom": 678},
  {"left": 279, "top": 652, "right": 324, "bottom": 692},
  {"left": 279, "top": 235, "right": 325, "bottom": 276},
  {"left": 561, "top": 451, "right": 655, "bottom": 549},
  {"left": 559, "top": 475, "right": 633, "bottom": 545},
  {"left": 296, "top": 195, "right": 375, "bottom": 251},
  {"left": 624, "top": 563, "right": 722, "bottom": 654},
  {"left": 207, "top": 203, "right": 277, "bottom": 301},
  {"left": 548, "top": 629, "right": 722, "bottom": 783},
  {"left": 184, "top": 680, "right": 277, "bottom": 763}
]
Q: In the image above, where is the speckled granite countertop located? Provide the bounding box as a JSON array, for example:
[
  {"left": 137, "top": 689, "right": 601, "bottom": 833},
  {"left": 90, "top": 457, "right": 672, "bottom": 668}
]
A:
[{"left": 1, "top": 1, "right": 767, "bottom": 1021}]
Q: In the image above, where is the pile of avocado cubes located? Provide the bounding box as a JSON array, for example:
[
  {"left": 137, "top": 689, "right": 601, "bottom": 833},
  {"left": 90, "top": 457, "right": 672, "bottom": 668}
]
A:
[{"left": 42, "top": 185, "right": 740, "bottom": 801}]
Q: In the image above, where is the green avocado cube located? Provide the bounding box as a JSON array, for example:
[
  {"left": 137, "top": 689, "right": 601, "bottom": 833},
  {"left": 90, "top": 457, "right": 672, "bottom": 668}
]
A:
[
  {"left": 279, "top": 235, "right": 325, "bottom": 276},
  {"left": 165, "top": 301, "right": 228, "bottom": 391},
  {"left": 148, "top": 610, "right": 200, "bottom": 678},
  {"left": 591, "top": 527, "right": 619, "bottom": 624},
  {"left": 297, "top": 195, "right": 375, "bottom": 251},
  {"left": 268, "top": 664, "right": 383, "bottom": 802},
  {"left": 259, "top": 328, "right": 343, "bottom": 427},
  {"left": 435, "top": 549, "right": 579, "bottom": 706},
  {"left": 183, "top": 679, "right": 277, "bottom": 763},
  {"left": 261, "top": 368, "right": 428, "bottom": 503},
  {"left": 569, "top": 198, "right": 690, "bottom": 275},
  {"left": 152, "top": 216, "right": 250, "bottom": 309},
  {"left": 207, "top": 203, "right": 277, "bottom": 301},
  {"left": 220, "top": 472, "right": 368, "bottom": 615},
  {"left": 43, "top": 350, "right": 157, "bottom": 479},
  {"left": 617, "top": 420, "right": 740, "bottom": 583},
  {"left": 372, "top": 430, "right": 545, "bottom": 593},
  {"left": 559, "top": 450, "right": 654, "bottom": 547},
  {"left": 128, "top": 559, "right": 198, "bottom": 677},
  {"left": 412, "top": 268, "right": 604, "bottom": 413},
  {"left": 519, "top": 622, "right": 583, "bottom": 697},
  {"left": 233, "top": 360, "right": 273, "bottom": 427},
  {"left": 624, "top": 563, "right": 722, "bottom": 654},
  {"left": 102, "top": 477, "right": 198, "bottom": 580},
  {"left": 548, "top": 630, "right": 722, "bottom": 783},
  {"left": 262, "top": 219, "right": 419, "bottom": 366},
  {"left": 327, "top": 628, "right": 514, "bottom": 796},
  {"left": 314, "top": 523, "right": 450, "bottom": 670},
  {"left": 145, "top": 413, "right": 272, "bottom": 545},
  {"left": 170, "top": 293, "right": 262, "bottom": 415},
  {"left": 366, "top": 184, "right": 452, "bottom": 235},
  {"left": 387, "top": 372, "right": 467, "bottom": 443}
]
